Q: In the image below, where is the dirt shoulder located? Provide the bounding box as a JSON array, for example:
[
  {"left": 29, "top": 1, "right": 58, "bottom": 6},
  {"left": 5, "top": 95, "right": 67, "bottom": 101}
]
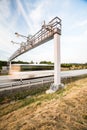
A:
[{"left": 0, "top": 77, "right": 87, "bottom": 130}]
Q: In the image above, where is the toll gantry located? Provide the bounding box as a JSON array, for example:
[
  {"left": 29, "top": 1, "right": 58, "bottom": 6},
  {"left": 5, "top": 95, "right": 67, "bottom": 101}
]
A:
[
  {"left": 9, "top": 17, "right": 63, "bottom": 93},
  {"left": 8, "top": 17, "right": 61, "bottom": 61}
]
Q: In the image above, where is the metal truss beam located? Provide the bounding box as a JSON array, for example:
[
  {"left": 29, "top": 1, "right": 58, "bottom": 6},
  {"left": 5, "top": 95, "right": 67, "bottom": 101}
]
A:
[{"left": 8, "top": 17, "right": 61, "bottom": 62}]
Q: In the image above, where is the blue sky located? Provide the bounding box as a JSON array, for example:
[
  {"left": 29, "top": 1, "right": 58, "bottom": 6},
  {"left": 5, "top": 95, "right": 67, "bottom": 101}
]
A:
[{"left": 0, "top": 0, "right": 87, "bottom": 63}]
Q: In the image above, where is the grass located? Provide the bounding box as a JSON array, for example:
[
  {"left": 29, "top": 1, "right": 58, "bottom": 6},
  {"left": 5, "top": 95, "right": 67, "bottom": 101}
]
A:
[
  {"left": 0, "top": 75, "right": 87, "bottom": 130},
  {"left": 0, "top": 83, "right": 49, "bottom": 104},
  {"left": 0, "top": 88, "right": 64, "bottom": 117},
  {"left": 0, "top": 75, "right": 87, "bottom": 117},
  {"left": 0, "top": 75, "right": 87, "bottom": 113}
]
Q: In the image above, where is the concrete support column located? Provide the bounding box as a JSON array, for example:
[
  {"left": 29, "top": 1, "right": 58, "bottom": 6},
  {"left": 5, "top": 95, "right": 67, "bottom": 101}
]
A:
[
  {"left": 46, "top": 28, "right": 64, "bottom": 94},
  {"left": 9, "top": 61, "right": 11, "bottom": 69},
  {"left": 54, "top": 32, "right": 61, "bottom": 86},
  {"left": 9, "top": 61, "right": 11, "bottom": 74}
]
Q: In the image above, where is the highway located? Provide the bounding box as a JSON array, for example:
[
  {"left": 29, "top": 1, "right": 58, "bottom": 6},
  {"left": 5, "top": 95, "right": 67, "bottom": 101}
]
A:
[
  {"left": 0, "top": 69, "right": 87, "bottom": 91},
  {"left": 61, "top": 69, "right": 87, "bottom": 77}
]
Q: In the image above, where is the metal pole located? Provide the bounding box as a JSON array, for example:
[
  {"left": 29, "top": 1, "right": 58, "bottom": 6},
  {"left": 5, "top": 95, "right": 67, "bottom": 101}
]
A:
[{"left": 54, "top": 32, "right": 61, "bottom": 86}]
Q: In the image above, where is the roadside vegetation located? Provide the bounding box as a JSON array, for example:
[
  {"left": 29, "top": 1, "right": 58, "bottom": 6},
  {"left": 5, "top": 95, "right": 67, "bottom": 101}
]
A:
[
  {"left": 0, "top": 75, "right": 87, "bottom": 130},
  {"left": 0, "top": 60, "right": 87, "bottom": 75}
]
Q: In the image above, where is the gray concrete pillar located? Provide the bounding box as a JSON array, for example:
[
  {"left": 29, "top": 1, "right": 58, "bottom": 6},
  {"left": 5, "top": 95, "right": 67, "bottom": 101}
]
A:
[{"left": 54, "top": 32, "right": 61, "bottom": 86}]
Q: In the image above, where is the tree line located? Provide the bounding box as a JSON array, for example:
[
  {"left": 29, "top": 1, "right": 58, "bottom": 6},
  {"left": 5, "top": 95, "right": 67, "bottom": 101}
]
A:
[{"left": 0, "top": 60, "right": 87, "bottom": 70}]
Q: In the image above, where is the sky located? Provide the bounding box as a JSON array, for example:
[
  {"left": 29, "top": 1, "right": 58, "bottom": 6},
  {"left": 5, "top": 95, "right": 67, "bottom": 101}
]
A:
[{"left": 0, "top": 0, "right": 87, "bottom": 63}]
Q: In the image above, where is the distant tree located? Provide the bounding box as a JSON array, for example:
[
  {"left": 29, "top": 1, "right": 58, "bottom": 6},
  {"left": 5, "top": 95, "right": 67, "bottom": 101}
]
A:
[
  {"left": 29, "top": 61, "right": 34, "bottom": 64},
  {"left": 40, "top": 61, "right": 53, "bottom": 65},
  {"left": 12, "top": 60, "right": 29, "bottom": 64},
  {"left": 0, "top": 60, "right": 7, "bottom": 69},
  {"left": 61, "top": 63, "right": 72, "bottom": 68}
]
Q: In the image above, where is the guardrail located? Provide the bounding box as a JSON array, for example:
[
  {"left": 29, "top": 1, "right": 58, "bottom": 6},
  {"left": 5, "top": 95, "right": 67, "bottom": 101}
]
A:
[{"left": 0, "top": 76, "right": 54, "bottom": 91}]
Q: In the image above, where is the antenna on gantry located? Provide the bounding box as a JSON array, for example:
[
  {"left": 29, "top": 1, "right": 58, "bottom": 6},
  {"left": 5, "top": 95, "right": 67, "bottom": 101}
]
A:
[
  {"left": 11, "top": 41, "right": 20, "bottom": 45},
  {"left": 42, "top": 20, "right": 53, "bottom": 31},
  {"left": 15, "top": 32, "right": 28, "bottom": 39},
  {"left": 11, "top": 41, "right": 26, "bottom": 48}
]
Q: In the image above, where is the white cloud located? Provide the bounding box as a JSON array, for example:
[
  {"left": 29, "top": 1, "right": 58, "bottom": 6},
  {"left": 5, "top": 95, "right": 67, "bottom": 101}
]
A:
[
  {"left": 78, "top": 20, "right": 87, "bottom": 27},
  {"left": 26, "top": 0, "right": 51, "bottom": 33},
  {"left": 61, "top": 32, "right": 87, "bottom": 63},
  {"left": 71, "top": 19, "right": 87, "bottom": 29},
  {"left": 16, "top": 0, "right": 32, "bottom": 31},
  {"left": 0, "top": 0, "right": 20, "bottom": 60},
  {"left": 0, "top": 26, "right": 17, "bottom": 49},
  {"left": 0, "top": 0, "right": 11, "bottom": 22}
]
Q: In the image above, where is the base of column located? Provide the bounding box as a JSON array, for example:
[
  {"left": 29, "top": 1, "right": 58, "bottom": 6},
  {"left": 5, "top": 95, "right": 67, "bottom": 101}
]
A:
[{"left": 46, "top": 83, "right": 64, "bottom": 94}]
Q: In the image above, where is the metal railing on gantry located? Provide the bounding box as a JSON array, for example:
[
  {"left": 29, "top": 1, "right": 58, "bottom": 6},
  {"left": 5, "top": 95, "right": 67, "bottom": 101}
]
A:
[{"left": 8, "top": 17, "right": 61, "bottom": 62}]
